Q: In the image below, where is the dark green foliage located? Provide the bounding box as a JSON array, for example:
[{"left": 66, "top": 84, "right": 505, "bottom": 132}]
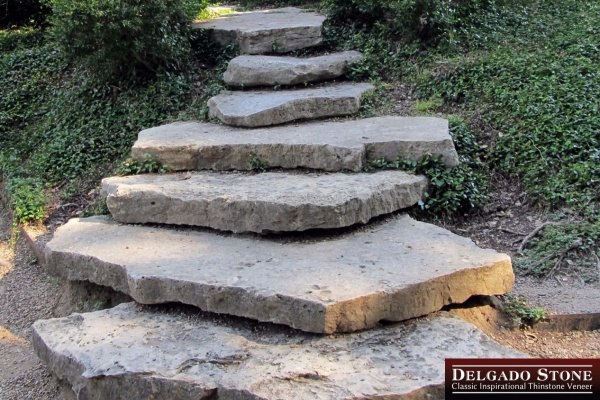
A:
[
  {"left": 324, "top": 0, "right": 511, "bottom": 47},
  {"left": 0, "top": 29, "right": 197, "bottom": 216},
  {"left": 248, "top": 154, "right": 268, "bottom": 172},
  {"left": 420, "top": 2, "right": 600, "bottom": 212},
  {"left": 366, "top": 117, "right": 488, "bottom": 218},
  {"left": 117, "top": 154, "right": 169, "bottom": 176},
  {"left": 0, "top": 0, "right": 50, "bottom": 28},
  {"left": 411, "top": 0, "right": 599, "bottom": 276},
  {"left": 49, "top": 0, "right": 208, "bottom": 82},
  {"left": 6, "top": 177, "right": 46, "bottom": 223}
]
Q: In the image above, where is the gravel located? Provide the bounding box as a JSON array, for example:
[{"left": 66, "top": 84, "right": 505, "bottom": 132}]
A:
[{"left": 0, "top": 205, "right": 62, "bottom": 400}]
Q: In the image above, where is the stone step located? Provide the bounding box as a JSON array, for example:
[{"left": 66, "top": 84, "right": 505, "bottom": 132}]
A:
[
  {"left": 101, "top": 171, "right": 427, "bottom": 233},
  {"left": 45, "top": 215, "right": 514, "bottom": 334},
  {"left": 208, "top": 83, "right": 374, "bottom": 127},
  {"left": 224, "top": 51, "right": 364, "bottom": 87},
  {"left": 33, "top": 303, "right": 522, "bottom": 400},
  {"left": 132, "top": 117, "right": 459, "bottom": 172},
  {"left": 193, "top": 7, "right": 326, "bottom": 54}
]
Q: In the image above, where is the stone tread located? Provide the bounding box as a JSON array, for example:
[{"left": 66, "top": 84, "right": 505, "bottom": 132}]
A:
[
  {"left": 193, "top": 7, "right": 326, "bottom": 54},
  {"left": 44, "top": 215, "right": 514, "bottom": 334},
  {"left": 132, "top": 117, "right": 459, "bottom": 172},
  {"left": 208, "top": 82, "right": 374, "bottom": 127},
  {"left": 101, "top": 171, "right": 427, "bottom": 233},
  {"left": 224, "top": 51, "right": 364, "bottom": 87},
  {"left": 33, "top": 303, "right": 523, "bottom": 400}
]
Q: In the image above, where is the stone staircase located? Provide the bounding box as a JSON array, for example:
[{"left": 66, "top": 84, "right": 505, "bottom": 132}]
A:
[{"left": 32, "top": 7, "right": 521, "bottom": 399}]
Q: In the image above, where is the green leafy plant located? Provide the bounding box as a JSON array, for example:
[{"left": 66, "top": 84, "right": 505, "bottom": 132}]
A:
[
  {"left": 366, "top": 117, "right": 488, "bottom": 218},
  {"left": 502, "top": 295, "right": 545, "bottom": 327},
  {"left": 248, "top": 154, "right": 268, "bottom": 172},
  {"left": 49, "top": 0, "right": 208, "bottom": 82},
  {"left": 415, "top": 96, "right": 443, "bottom": 113},
  {"left": 6, "top": 177, "right": 46, "bottom": 224},
  {"left": 117, "top": 154, "right": 169, "bottom": 176}
]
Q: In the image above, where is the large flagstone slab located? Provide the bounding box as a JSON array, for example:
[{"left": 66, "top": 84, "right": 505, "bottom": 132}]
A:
[
  {"left": 131, "top": 117, "right": 459, "bottom": 172},
  {"left": 33, "top": 303, "right": 523, "bottom": 400},
  {"left": 101, "top": 171, "right": 427, "bottom": 233},
  {"left": 45, "top": 215, "right": 514, "bottom": 333}
]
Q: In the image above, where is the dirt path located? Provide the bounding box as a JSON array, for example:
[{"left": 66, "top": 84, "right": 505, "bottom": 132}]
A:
[{"left": 0, "top": 204, "right": 61, "bottom": 400}]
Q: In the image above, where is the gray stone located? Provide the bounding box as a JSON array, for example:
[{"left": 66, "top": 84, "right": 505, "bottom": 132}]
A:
[
  {"left": 193, "top": 7, "right": 326, "bottom": 54},
  {"left": 33, "top": 303, "right": 523, "bottom": 400},
  {"left": 45, "top": 215, "right": 514, "bottom": 334},
  {"left": 132, "top": 117, "right": 459, "bottom": 172},
  {"left": 208, "top": 83, "right": 374, "bottom": 127},
  {"left": 223, "top": 51, "right": 364, "bottom": 87},
  {"left": 101, "top": 171, "right": 427, "bottom": 233}
]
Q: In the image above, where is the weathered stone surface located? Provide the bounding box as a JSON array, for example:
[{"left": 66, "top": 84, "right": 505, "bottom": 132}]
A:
[
  {"left": 208, "top": 83, "right": 374, "bottom": 127},
  {"left": 193, "top": 7, "right": 326, "bottom": 54},
  {"left": 33, "top": 303, "right": 523, "bottom": 400},
  {"left": 45, "top": 215, "right": 514, "bottom": 334},
  {"left": 101, "top": 171, "right": 427, "bottom": 233},
  {"left": 132, "top": 117, "right": 459, "bottom": 172},
  {"left": 223, "top": 51, "right": 364, "bottom": 87}
]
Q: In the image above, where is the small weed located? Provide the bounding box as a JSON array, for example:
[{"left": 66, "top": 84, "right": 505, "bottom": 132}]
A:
[
  {"left": 6, "top": 177, "right": 46, "bottom": 224},
  {"left": 358, "top": 83, "right": 392, "bottom": 117},
  {"left": 502, "top": 295, "right": 545, "bottom": 328},
  {"left": 196, "top": 6, "right": 235, "bottom": 21},
  {"left": 117, "top": 154, "right": 169, "bottom": 176},
  {"left": 248, "top": 154, "right": 268, "bottom": 172},
  {"left": 415, "top": 96, "right": 443, "bottom": 113},
  {"left": 271, "top": 38, "right": 280, "bottom": 53},
  {"left": 75, "top": 298, "right": 109, "bottom": 313},
  {"left": 82, "top": 197, "right": 109, "bottom": 217}
]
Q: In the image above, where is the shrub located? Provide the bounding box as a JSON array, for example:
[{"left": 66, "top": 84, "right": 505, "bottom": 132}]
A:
[
  {"left": 0, "top": 0, "right": 50, "bottom": 28},
  {"left": 49, "top": 0, "right": 208, "bottom": 82},
  {"left": 324, "top": 0, "right": 506, "bottom": 46}
]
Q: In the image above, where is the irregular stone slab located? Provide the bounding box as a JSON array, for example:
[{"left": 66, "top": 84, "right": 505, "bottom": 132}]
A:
[
  {"left": 208, "top": 83, "right": 374, "bottom": 127},
  {"left": 224, "top": 51, "right": 364, "bottom": 87},
  {"left": 33, "top": 304, "right": 523, "bottom": 400},
  {"left": 132, "top": 117, "right": 459, "bottom": 171},
  {"left": 101, "top": 171, "right": 427, "bottom": 233},
  {"left": 45, "top": 215, "right": 514, "bottom": 334},
  {"left": 193, "top": 7, "right": 326, "bottom": 54}
]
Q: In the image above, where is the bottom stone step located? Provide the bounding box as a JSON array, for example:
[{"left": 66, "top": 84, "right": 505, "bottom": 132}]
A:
[{"left": 33, "top": 303, "right": 522, "bottom": 400}]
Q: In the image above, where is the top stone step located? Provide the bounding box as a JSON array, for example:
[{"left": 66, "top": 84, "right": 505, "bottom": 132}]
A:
[
  {"left": 224, "top": 51, "right": 364, "bottom": 87},
  {"left": 193, "top": 7, "right": 326, "bottom": 54}
]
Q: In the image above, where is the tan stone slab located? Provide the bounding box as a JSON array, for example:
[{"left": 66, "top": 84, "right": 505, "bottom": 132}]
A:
[
  {"left": 33, "top": 303, "right": 523, "bottom": 400},
  {"left": 208, "top": 83, "right": 374, "bottom": 127},
  {"left": 45, "top": 215, "right": 514, "bottom": 333},
  {"left": 132, "top": 117, "right": 459, "bottom": 172},
  {"left": 224, "top": 51, "right": 364, "bottom": 87},
  {"left": 193, "top": 7, "right": 325, "bottom": 54},
  {"left": 101, "top": 171, "right": 427, "bottom": 233}
]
